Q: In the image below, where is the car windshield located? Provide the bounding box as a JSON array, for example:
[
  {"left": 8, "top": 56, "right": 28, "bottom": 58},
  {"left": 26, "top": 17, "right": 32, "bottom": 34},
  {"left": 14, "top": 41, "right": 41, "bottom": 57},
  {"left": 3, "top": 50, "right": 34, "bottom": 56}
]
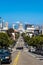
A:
[
  {"left": 0, "top": 50, "right": 4, "bottom": 54},
  {"left": 0, "top": 49, "right": 9, "bottom": 54}
]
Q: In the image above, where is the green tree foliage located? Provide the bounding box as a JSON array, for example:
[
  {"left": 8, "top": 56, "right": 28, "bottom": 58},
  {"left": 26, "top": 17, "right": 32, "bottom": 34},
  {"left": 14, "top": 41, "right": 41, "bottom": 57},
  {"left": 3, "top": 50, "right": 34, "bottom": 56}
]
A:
[
  {"left": 22, "top": 33, "right": 43, "bottom": 49},
  {"left": 15, "top": 32, "right": 20, "bottom": 40},
  {"left": 6, "top": 28, "right": 14, "bottom": 37},
  {"left": 0, "top": 33, "right": 14, "bottom": 48}
]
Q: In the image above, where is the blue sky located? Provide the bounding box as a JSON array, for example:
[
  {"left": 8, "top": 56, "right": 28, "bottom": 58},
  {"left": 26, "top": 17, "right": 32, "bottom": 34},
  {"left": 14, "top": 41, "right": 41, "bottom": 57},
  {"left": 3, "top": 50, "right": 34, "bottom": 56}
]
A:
[{"left": 0, "top": 0, "right": 43, "bottom": 26}]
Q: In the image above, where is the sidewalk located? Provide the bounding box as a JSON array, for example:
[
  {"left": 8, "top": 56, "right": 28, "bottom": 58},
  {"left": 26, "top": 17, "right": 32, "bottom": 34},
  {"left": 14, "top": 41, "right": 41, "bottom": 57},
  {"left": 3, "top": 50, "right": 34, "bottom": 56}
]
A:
[{"left": 28, "top": 52, "right": 43, "bottom": 60}]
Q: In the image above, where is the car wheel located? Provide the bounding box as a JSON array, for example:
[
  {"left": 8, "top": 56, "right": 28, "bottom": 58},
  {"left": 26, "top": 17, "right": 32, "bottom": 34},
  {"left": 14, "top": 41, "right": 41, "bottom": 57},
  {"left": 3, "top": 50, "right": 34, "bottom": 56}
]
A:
[{"left": 9, "top": 60, "right": 11, "bottom": 64}]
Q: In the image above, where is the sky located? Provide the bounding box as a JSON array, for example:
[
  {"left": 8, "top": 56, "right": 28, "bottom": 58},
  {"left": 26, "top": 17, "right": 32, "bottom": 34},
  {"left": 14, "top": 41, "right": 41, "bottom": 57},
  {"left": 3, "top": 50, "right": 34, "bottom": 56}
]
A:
[{"left": 0, "top": 0, "right": 43, "bottom": 27}]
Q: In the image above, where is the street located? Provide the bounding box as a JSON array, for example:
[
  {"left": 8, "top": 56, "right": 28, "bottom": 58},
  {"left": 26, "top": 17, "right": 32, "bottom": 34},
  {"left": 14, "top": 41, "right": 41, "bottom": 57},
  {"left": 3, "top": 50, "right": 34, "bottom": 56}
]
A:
[{"left": 2, "top": 36, "right": 43, "bottom": 65}]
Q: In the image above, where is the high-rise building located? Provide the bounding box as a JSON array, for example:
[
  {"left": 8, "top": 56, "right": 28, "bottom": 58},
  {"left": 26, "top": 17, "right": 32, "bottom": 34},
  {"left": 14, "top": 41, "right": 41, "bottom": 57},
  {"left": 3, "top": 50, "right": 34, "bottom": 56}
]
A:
[
  {"left": 42, "top": 25, "right": 43, "bottom": 35},
  {"left": 0, "top": 17, "right": 8, "bottom": 32},
  {"left": 3, "top": 22, "right": 8, "bottom": 30},
  {"left": 0, "top": 17, "right": 3, "bottom": 28},
  {"left": 18, "top": 23, "right": 25, "bottom": 33},
  {"left": 12, "top": 24, "right": 15, "bottom": 29}
]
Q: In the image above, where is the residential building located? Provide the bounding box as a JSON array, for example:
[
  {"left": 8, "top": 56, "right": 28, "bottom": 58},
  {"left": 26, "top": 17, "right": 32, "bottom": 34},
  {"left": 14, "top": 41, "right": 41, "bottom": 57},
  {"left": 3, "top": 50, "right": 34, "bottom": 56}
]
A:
[
  {"left": 25, "top": 24, "right": 35, "bottom": 37},
  {"left": 34, "top": 25, "right": 40, "bottom": 35},
  {"left": 25, "top": 24, "right": 40, "bottom": 37}
]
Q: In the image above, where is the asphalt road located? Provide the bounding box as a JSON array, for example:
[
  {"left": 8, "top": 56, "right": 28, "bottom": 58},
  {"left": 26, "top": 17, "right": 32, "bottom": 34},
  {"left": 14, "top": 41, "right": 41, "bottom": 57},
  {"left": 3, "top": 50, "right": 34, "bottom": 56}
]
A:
[{"left": 2, "top": 36, "right": 43, "bottom": 65}]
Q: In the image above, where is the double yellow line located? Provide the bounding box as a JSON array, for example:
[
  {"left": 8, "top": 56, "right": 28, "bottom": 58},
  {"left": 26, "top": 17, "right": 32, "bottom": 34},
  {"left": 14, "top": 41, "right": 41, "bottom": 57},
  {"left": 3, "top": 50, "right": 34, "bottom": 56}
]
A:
[{"left": 13, "top": 51, "right": 21, "bottom": 65}]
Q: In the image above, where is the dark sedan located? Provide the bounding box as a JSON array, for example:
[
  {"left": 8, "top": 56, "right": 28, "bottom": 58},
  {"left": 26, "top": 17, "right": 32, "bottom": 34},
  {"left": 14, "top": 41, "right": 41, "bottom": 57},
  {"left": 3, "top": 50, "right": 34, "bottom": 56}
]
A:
[
  {"left": 16, "top": 47, "right": 23, "bottom": 50},
  {"left": 0, "top": 49, "right": 12, "bottom": 63}
]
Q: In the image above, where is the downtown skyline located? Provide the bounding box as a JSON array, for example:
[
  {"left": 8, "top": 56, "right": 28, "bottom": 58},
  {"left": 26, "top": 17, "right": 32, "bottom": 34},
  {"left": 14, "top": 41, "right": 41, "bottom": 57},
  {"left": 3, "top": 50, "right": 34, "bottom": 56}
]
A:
[{"left": 0, "top": 0, "right": 43, "bottom": 26}]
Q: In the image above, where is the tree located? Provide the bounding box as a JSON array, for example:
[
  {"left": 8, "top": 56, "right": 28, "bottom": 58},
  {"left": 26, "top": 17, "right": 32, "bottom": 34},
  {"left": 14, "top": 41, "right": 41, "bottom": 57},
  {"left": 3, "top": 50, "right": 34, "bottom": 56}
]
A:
[
  {"left": 22, "top": 33, "right": 43, "bottom": 49},
  {"left": 0, "top": 33, "right": 14, "bottom": 48},
  {"left": 15, "top": 32, "right": 20, "bottom": 40},
  {"left": 6, "top": 28, "right": 14, "bottom": 37}
]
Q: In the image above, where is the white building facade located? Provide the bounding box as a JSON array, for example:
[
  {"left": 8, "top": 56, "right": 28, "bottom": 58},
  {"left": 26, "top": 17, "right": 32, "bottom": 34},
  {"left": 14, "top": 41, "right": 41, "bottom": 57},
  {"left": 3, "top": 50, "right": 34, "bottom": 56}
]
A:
[
  {"left": 18, "top": 23, "right": 25, "bottom": 34},
  {"left": 0, "top": 18, "right": 8, "bottom": 33},
  {"left": 25, "top": 24, "right": 35, "bottom": 37},
  {"left": 25, "top": 24, "right": 40, "bottom": 37}
]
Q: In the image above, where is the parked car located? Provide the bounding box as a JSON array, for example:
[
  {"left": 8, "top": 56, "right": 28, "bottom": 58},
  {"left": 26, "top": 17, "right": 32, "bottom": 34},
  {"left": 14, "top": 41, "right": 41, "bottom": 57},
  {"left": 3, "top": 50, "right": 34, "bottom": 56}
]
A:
[
  {"left": 29, "top": 46, "right": 36, "bottom": 53},
  {"left": 40, "top": 50, "right": 43, "bottom": 55},
  {"left": 35, "top": 49, "right": 43, "bottom": 55},
  {"left": 8, "top": 47, "right": 12, "bottom": 53},
  {"left": 0, "top": 49, "right": 12, "bottom": 63}
]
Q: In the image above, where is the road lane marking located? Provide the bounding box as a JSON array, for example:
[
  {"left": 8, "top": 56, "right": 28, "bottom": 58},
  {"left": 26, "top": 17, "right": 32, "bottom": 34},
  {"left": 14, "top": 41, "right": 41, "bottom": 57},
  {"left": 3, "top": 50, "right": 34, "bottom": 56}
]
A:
[{"left": 13, "top": 51, "right": 21, "bottom": 65}]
